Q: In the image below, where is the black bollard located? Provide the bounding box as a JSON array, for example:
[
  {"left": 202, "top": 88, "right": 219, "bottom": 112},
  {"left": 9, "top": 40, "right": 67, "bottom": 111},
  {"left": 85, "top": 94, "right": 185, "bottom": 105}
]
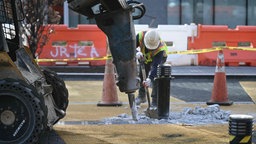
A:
[
  {"left": 229, "top": 114, "right": 254, "bottom": 144},
  {"left": 155, "top": 64, "right": 172, "bottom": 119}
]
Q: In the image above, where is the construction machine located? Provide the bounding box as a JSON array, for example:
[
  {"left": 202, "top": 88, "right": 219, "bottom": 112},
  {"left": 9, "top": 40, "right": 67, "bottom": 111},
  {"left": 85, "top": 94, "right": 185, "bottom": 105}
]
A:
[
  {"left": 0, "top": 0, "right": 68, "bottom": 143},
  {"left": 0, "top": 0, "right": 144, "bottom": 143}
]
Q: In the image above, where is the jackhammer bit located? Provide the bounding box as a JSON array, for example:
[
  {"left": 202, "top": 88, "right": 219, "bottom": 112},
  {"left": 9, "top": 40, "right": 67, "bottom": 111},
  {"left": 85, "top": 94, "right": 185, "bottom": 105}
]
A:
[{"left": 127, "top": 93, "right": 138, "bottom": 121}]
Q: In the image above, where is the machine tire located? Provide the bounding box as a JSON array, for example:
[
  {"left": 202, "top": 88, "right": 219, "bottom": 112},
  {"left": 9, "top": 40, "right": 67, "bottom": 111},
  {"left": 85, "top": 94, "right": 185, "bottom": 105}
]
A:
[
  {"left": 0, "top": 78, "right": 47, "bottom": 144},
  {"left": 41, "top": 67, "right": 69, "bottom": 112}
]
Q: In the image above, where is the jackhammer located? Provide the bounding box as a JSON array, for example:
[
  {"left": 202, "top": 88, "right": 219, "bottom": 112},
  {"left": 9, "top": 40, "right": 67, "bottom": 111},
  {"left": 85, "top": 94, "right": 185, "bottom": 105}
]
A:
[{"left": 68, "top": 0, "right": 146, "bottom": 120}]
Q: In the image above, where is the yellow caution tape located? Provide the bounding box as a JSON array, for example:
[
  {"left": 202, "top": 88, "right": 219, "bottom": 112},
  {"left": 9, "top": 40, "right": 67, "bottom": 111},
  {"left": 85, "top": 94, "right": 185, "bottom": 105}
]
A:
[
  {"left": 36, "top": 46, "right": 256, "bottom": 62},
  {"left": 168, "top": 46, "right": 256, "bottom": 55},
  {"left": 226, "top": 46, "right": 256, "bottom": 51},
  {"left": 167, "top": 47, "right": 222, "bottom": 54}
]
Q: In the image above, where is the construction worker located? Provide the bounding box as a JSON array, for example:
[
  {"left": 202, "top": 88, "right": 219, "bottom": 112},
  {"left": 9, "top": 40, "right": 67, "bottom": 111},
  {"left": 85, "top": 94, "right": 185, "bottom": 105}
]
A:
[{"left": 135, "top": 29, "right": 168, "bottom": 107}]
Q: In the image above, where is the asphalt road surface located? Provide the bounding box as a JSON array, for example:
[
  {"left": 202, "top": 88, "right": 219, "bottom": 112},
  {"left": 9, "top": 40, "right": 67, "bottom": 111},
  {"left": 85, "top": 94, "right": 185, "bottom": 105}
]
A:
[{"left": 171, "top": 76, "right": 255, "bottom": 103}]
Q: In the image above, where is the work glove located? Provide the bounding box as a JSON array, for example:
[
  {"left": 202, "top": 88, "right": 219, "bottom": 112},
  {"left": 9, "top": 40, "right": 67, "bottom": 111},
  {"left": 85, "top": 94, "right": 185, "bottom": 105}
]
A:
[
  {"left": 136, "top": 51, "right": 143, "bottom": 60},
  {"left": 143, "top": 78, "right": 151, "bottom": 87}
]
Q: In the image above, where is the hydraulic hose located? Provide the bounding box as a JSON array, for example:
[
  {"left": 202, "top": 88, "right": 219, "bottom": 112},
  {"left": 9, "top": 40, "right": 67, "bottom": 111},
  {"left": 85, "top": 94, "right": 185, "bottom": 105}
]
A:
[{"left": 127, "top": 0, "right": 146, "bottom": 20}]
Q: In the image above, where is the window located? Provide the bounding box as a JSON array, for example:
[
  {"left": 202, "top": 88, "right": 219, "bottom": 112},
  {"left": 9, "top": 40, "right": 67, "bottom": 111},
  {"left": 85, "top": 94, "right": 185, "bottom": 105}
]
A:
[
  {"left": 68, "top": 9, "right": 96, "bottom": 27},
  {"left": 167, "top": 0, "right": 253, "bottom": 28},
  {"left": 248, "top": 0, "right": 256, "bottom": 25},
  {"left": 167, "top": 0, "right": 180, "bottom": 24},
  {"left": 215, "top": 0, "right": 246, "bottom": 28}
]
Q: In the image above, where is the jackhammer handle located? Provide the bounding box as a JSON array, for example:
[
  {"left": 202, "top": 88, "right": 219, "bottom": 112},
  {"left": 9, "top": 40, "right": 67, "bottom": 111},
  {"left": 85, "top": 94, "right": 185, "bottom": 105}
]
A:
[{"left": 138, "top": 59, "right": 151, "bottom": 107}]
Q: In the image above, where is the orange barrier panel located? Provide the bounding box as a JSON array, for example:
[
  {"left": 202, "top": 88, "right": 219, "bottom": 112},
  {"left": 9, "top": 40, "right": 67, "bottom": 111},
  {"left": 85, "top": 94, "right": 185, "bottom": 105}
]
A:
[
  {"left": 37, "top": 24, "right": 107, "bottom": 66},
  {"left": 188, "top": 25, "right": 256, "bottom": 66}
]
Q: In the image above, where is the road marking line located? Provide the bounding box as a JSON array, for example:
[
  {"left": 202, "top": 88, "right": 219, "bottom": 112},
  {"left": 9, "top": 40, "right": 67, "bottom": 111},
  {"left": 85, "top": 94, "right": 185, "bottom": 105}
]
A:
[{"left": 240, "top": 81, "right": 256, "bottom": 104}]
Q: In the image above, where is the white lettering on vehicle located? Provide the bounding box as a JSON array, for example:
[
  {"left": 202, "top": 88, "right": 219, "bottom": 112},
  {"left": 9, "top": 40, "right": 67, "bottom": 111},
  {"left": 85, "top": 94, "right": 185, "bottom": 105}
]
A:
[{"left": 13, "top": 120, "right": 25, "bottom": 137}]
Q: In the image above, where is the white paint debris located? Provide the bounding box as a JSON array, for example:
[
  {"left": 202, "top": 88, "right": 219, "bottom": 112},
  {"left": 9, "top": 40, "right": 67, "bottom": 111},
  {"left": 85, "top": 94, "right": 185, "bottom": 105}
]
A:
[{"left": 102, "top": 104, "right": 232, "bottom": 125}]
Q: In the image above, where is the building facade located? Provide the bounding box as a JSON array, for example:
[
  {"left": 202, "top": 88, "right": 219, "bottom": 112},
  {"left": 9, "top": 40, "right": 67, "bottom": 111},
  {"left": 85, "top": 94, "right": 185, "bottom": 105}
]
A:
[{"left": 63, "top": 0, "right": 256, "bottom": 28}]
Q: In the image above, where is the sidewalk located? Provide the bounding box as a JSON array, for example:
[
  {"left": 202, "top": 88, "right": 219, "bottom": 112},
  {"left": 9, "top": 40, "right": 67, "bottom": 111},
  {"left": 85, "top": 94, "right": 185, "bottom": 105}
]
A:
[{"left": 49, "top": 79, "right": 256, "bottom": 144}]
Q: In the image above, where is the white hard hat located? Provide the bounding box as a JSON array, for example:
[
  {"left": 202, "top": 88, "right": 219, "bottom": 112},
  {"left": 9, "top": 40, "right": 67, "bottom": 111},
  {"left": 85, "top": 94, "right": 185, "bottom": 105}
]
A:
[{"left": 144, "top": 30, "right": 160, "bottom": 50}]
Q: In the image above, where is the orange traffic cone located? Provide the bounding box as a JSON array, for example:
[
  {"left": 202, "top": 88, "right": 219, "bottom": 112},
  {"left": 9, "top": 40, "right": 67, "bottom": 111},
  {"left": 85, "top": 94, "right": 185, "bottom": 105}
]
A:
[
  {"left": 207, "top": 50, "right": 233, "bottom": 106},
  {"left": 97, "top": 49, "right": 122, "bottom": 106}
]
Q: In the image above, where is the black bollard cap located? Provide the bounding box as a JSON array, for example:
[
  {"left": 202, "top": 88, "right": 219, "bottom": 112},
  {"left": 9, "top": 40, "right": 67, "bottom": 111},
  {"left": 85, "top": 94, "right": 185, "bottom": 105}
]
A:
[
  {"left": 229, "top": 114, "right": 254, "bottom": 120},
  {"left": 157, "top": 64, "right": 172, "bottom": 78}
]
